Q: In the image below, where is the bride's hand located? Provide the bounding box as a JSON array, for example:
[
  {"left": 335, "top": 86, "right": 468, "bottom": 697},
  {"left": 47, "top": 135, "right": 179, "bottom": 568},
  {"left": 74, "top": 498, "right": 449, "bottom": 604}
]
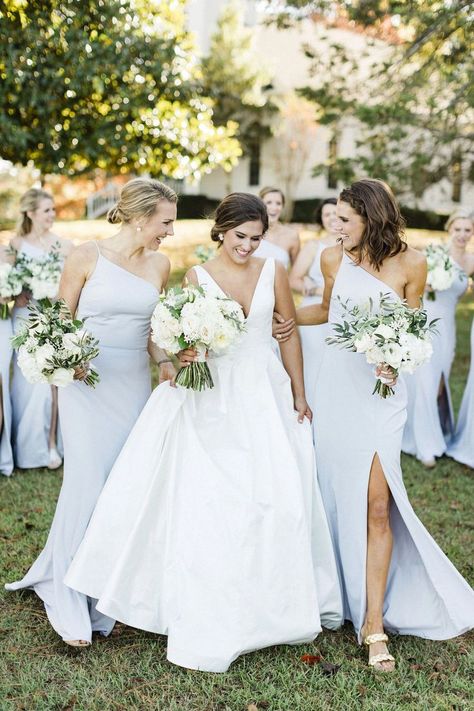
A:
[
  {"left": 177, "top": 347, "right": 204, "bottom": 366},
  {"left": 272, "top": 312, "right": 295, "bottom": 343},
  {"left": 294, "top": 395, "right": 312, "bottom": 424},
  {"left": 376, "top": 363, "right": 398, "bottom": 386}
]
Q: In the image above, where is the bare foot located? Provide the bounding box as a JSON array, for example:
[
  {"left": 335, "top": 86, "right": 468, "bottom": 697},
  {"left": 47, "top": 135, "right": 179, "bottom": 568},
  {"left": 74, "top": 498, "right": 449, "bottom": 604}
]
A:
[{"left": 64, "top": 639, "right": 91, "bottom": 648}]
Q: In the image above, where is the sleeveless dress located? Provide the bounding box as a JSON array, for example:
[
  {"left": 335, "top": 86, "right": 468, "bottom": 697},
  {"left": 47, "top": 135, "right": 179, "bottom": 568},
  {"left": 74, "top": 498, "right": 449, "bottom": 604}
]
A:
[
  {"left": 254, "top": 239, "right": 290, "bottom": 268},
  {"left": 314, "top": 252, "right": 474, "bottom": 641},
  {"left": 65, "top": 258, "right": 343, "bottom": 672},
  {"left": 447, "top": 316, "right": 474, "bottom": 467},
  {"left": 11, "top": 241, "right": 63, "bottom": 468},
  {"left": 299, "top": 241, "right": 329, "bottom": 415},
  {"left": 0, "top": 314, "right": 14, "bottom": 476},
  {"left": 402, "top": 269, "right": 468, "bottom": 462},
  {"left": 6, "top": 245, "right": 158, "bottom": 642}
]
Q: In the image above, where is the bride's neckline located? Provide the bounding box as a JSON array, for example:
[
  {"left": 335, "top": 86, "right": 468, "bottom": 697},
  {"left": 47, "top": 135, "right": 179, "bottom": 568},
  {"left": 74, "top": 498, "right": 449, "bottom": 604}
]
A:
[{"left": 196, "top": 259, "right": 269, "bottom": 319}]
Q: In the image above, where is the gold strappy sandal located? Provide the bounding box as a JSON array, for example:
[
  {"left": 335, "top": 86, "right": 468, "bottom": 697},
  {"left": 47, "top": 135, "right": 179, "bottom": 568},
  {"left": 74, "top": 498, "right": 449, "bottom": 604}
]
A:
[{"left": 363, "top": 632, "right": 395, "bottom": 672}]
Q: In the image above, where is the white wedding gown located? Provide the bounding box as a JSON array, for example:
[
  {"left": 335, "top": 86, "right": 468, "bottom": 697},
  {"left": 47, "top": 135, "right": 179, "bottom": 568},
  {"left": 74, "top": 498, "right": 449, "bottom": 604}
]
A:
[{"left": 65, "top": 257, "right": 342, "bottom": 672}]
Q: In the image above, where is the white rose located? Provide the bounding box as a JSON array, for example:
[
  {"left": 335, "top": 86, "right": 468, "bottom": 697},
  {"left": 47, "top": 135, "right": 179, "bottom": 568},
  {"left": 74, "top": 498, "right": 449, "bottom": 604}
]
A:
[
  {"left": 35, "top": 343, "right": 56, "bottom": 370},
  {"left": 17, "top": 347, "right": 46, "bottom": 383},
  {"left": 354, "top": 332, "right": 375, "bottom": 353},
  {"left": 365, "top": 345, "right": 386, "bottom": 365},
  {"left": 382, "top": 342, "right": 404, "bottom": 370},
  {"left": 47, "top": 368, "right": 75, "bottom": 387},
  {"left": 374, "top": 324, "right": 395, "bottom": 340},
  {"left": 62, "top": 332, "right": 82, "bottom": 356}
]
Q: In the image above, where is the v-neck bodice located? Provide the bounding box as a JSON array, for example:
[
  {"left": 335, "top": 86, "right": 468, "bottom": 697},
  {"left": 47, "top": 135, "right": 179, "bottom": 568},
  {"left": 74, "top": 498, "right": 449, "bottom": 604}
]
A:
[{"left": 193, "top": 258, "right": 276, "bottom": 355}]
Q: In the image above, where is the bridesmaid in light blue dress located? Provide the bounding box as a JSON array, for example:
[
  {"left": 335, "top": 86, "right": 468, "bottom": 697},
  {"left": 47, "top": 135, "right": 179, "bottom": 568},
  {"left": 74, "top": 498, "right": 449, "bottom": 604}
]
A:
[
  {"left": 254, "top": 187, "right": 300, "bottom": 268},
  {"left": 448, "top": 316, "right": 474, "bottom": 467},
  {"left": 290, "top": 199, "right": 339, "bottom": 414},
  {"left": 403, "top": 210, "right": 474, "bottom": 467},
  {"left": 446, "top": 211, "right": 474, "bottom": 467},
  {"left": 0, "top": 245, "right": 14, "bottom": 476},
  {"left": 6, "top": 178, "right": 178, "bottom": 646},
  {"left": 10, "top": 188, "right": 72, "bottom": 470},
  {"left": 298, "top": 180, "right": 474, "bottom": 672}
]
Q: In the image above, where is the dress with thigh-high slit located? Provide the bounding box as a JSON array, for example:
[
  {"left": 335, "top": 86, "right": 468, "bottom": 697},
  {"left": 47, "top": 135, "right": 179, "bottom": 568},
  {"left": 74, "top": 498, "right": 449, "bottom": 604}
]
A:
[
  {"left": 313, "top": 251, "right": 474, "bottom": 641},
  {"left": 6, "top": 243, "right": 158, "bottom": 642},
  {"left": 402, "top": 270, "right": 468, "bottom": 463}
]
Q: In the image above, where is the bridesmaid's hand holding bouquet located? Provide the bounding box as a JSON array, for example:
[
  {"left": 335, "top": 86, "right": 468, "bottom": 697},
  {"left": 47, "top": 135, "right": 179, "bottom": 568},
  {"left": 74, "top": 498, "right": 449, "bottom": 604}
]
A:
[
  {"left": 11, "top": 298, "right": 100, "bottom": 388},
  {"left": 327, "top": 293, "right": 438, "bottom": 398},
  {"left": 151, "top": 285, "right": 246, "bottom": 391},
  {"left": 0, "top": 262, "right": 23, "bottom": 319},
  {"left": 424, "top": 244, "right": 462, "bottom": 301}
]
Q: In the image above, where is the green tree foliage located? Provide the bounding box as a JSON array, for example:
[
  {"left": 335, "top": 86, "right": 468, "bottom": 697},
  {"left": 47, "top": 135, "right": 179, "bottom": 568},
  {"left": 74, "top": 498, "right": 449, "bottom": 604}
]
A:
[
  {"left": 201, "top": 0, "right": 276, "bottom": 155},
  {"left": 0, "top": 0, "right": 241, "bottom": 178},
  {"left": 269, "top": 1, "right": 474, "bottom": 202}
]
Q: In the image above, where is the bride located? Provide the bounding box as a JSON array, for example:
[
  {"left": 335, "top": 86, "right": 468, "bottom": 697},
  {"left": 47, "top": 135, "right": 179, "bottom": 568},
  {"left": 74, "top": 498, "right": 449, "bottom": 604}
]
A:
[{"left": 65, "top": 192, "right": 342, "bottom": 672}]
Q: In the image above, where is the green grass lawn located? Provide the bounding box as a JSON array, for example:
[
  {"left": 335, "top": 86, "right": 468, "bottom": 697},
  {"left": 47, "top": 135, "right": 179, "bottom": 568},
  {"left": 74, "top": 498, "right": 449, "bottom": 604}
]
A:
[{"left": 0, "top": 235, "right": 473, "bottom": 710}]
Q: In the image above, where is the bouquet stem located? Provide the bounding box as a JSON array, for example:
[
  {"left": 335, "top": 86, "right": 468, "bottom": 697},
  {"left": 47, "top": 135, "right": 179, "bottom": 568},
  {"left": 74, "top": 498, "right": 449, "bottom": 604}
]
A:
[
  {"left": 175, "top": 362, "right": 214, "bottom": 391},
  {"left": 372, "top": 378, "right": 395, "bottom": 398},
  {"left": 0, "top": 303, "right": 9, "bottom": 320}
]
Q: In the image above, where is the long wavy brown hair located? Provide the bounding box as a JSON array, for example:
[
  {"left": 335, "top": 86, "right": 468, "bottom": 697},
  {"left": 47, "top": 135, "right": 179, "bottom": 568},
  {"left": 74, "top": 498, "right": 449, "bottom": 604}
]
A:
[{"left": 339, "top": 179, "right": 407, "bottom": 269}]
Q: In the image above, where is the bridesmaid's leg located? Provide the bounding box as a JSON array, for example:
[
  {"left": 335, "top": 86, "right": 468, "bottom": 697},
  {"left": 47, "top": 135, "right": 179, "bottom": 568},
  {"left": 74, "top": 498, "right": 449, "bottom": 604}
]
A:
[
  {"left": 0, "top": 376, "right": 4, "bottom": 438},
  {"left": 48, "top": 385, "right": 62, "bottom": 470},
  {"left": 362, "top": 453, "right": 395, "bottom": 671}
]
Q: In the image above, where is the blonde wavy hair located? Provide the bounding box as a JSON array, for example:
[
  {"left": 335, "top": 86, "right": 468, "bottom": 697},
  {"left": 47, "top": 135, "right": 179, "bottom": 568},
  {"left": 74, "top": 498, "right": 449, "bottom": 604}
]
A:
[
  {"left": 107, "top": 178, "right": 177, "bottom": 225},
  {"left": 16, "top": 188, "right": 54, "bottom": 236}
]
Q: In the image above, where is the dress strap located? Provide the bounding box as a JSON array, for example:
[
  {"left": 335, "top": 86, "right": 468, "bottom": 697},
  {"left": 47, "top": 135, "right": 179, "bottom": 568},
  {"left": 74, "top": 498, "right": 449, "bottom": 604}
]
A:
[{"left": 94, "top": 241, "right": 101, "bottom": 256}]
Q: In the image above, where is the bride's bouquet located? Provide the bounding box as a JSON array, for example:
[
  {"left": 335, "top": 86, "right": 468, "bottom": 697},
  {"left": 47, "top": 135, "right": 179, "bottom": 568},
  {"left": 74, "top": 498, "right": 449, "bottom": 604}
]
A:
[
  {"left": 424, "top": 244, "right": 460, "bottom": 300},
  {"left": 326, "top": 293, "right": 437, "bottom": 398},
  {"left": 11, "top": 298, "right": 100, "bottom": 388},
  {"left": 14, "top": 248, "right": 63, "bottom": 301},
  {"left": 151, "top": 284, "right": 246, "bottom": 390},
  {"left": 0, "top": 262, "right": 24, "bottom": 319}
]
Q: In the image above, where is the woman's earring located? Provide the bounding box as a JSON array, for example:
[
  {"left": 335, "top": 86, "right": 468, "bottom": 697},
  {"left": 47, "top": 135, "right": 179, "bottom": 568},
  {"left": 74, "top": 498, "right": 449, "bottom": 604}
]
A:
[
  {"left": 136, "top": 225, "right": 142, "bottom": 233},
  {"left": 219, "top": 234, "right": 223, "bottom": 241}
]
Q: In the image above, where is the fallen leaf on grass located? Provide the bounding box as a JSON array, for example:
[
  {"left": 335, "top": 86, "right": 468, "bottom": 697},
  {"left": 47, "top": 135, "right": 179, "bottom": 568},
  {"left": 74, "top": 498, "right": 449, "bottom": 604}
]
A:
[
  {"left": 410, "top": 663, "right": 423, "bottom": 671},
  {"left": 301, "top": 654, "right": 322, "bottom": 665},
  {"left": 62, "top": 695, "right": 77, "bottom": 710},
  {"left": 247, "top": 705, "right": 258, "bottom": 711},
  {"left": 357, "top": 684, "right": 368, "bottom": 697}
]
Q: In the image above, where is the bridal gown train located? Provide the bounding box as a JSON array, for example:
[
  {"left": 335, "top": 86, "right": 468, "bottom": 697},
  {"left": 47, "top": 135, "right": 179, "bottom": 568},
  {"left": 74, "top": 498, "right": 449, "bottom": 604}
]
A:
[
  {"left": 6, "top": 245, "right": 158, "bottom": 642},
  {"left": 66, "top": 257, "right": 343, "bottom": 672},
  {"left": 11, "top": 240, "right": 63, "bottom": 468},
  {"left": 402, "top": 270, "right": 468, "bottom": 462},
  {"left": 0, "top": 315, "right": 14, "bottom": 476},
  {"left": 314, "top": 252, "right": 474, "bottom": 641},
  {"left": 448, "top": 317, "right": 474, "bottom": 467}
]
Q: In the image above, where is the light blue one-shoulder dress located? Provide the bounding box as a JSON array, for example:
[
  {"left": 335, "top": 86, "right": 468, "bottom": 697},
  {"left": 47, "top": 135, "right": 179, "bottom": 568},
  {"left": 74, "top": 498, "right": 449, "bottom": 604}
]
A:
[
  {"left": 447, "top": 316, "right": 474, "bottom": 467},
  {"left": 11, "top": 240, "right": 64, "bottom": 468},
  {"left": 402, "top": 269, "right": 468, "bottom": 463},
  {"left": 314, "top": 251, "right": 474, "bottom": 642},
  {"left": 0, "top": 313, "right": 14, "bottom": 476},
  {"left": 6, "top": 243, "right": 159, "bottom": 642}
]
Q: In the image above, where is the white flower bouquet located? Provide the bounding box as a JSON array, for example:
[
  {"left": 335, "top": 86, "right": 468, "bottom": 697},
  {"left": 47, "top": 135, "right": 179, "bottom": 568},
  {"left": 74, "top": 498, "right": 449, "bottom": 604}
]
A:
[
  {"left": 424, "top": 244, "right": 460, "bottom": 300},
  {"left": 14, "top": 248, "right": 63, "bottom": 301},
  {"left": 151, "top": 284, "right": 246, "bottom": 390},
  {"left": 194, "top": 245, "right": 216, "bottom": 264},
  {"left": 11, "top": 298, "right": 100, "bottom": 388},
  {"left": 326, "top": 293, "right": 437, "bottom": 398},
  {"left": 0, "top": 262, "right": 24, "bottom": 319}
]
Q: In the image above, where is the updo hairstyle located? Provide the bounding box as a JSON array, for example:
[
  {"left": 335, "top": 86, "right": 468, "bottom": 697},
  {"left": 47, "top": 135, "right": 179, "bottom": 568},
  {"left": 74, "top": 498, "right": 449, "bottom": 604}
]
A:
[
  {"left": 445, "top": 208, "right": 474, "bottom": 232},
  {"left": 210, "top": 193, "right": 269, "bottom": 244},
  {"left": 259, "top": 186, "right": 285, "bottom": 205},
  {"left": 107, "top": 178, "right": 177, "bottom": 225}
]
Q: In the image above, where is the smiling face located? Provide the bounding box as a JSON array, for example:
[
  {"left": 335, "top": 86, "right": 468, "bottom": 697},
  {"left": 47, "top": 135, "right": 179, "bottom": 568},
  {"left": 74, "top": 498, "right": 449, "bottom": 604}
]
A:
[
  {"left": 321, "top": 202, "right": 338, "bottom": 233},
  {"left": 137, "top": 200, "right": 177, "bottom": 250},
  {"left": 449, "top": 218, "right": 474, "bottom": 249},
  {"left": 29, "top": 198, "right": 56, "bottom": 232},
  {"left": 335, "top": 200, "right": 365, "bottom": 251},
  {"left": 261, "top": 191, "right": 284, "bottom": 225},
  {"left": 222, "top": 220, "right": 265, "bottom": 263}
]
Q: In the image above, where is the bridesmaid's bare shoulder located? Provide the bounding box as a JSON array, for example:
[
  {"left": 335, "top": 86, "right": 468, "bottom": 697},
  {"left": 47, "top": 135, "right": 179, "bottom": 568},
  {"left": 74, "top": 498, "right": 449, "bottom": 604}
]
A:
[
  {"left": 64, "top": 241, "right": 99, "bottom": 276},
  {"left": 400, "top": 245, "right": 427, "bottom": 278},
  {"left": 320, "top": 243, "right": 343, "bottom": 275}
]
